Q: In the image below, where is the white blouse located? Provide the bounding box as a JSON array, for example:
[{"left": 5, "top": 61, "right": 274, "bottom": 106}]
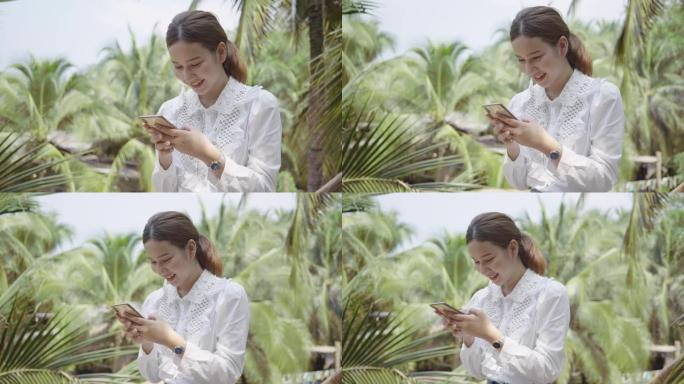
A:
[
  {"left": 152, "top": 78, "right": 282, "bottom": 192},
  {"left": 503, "top": 69, "right": 624, "bottom": 192},
  {"left": 460, "top": 269, "right": 570, "bottom": 384},
  {"left": 137, "top": 270, "right": 250, "bottom": 384}
]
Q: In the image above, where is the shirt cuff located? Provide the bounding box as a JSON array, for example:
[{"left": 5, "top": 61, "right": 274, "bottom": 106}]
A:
[
  {"left": 547, "top": 144, "right": 577, "bottom": 175},
  {"left": 137, "top": 344, "right": 159, "bottom": 377},
  {"left": 177, "top": 341, "right": 213, "bottom": 369}
]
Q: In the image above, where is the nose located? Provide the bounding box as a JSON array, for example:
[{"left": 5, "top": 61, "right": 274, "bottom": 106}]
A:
[{"left": 524, "top": 61, "right": 535, "bottom": 77}]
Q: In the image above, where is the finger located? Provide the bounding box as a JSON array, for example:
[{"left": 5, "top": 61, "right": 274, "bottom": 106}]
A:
[{"left": 153, "top": 124, "right": 178, "bottom": 137}]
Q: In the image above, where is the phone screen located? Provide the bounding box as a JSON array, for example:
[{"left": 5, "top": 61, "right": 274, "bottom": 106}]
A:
[
  {"left": 483, "top": 103, "right": 517, "bottom": 120},
  {"left": 430, "top": 302, "right": 464, "bottom": 314},
  {"left": 139, "top": 115, "right": 176, "bottom": 129},
  {"left": 112, "top": 304, "right": 143, "bottom": 318}
]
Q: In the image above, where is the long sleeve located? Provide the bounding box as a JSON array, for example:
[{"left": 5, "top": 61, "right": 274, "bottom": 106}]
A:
[
  {"left": 549, "top": 82, "right": 624, "bottom": 191},
  {"left": 502, "top": 94, "right": 531, "bottom": 190},
  {"left": 460, "top": 337, "right": 487, "bottom": 379},
  {"left": 151, "top": 101, "right": 179, "bottom": 192},
  {"left": 492, "top": 284, "right": 570, "bottom": 383},
  {"left": 136, "top": 291, "right": 163, "bottom": 382},
  {"left": 208, "top": 90, "right": 282, "bottom": 192},
  {"left": 173, "top": 285, "right": 250, "bottom": 384}
]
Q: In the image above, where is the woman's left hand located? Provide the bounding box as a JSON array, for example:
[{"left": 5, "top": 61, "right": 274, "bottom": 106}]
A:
[
  {"left": 152, "top": 125, "right": 217, "bottom": 164},
  {"left": 128, "top": 315, "right": 182, "bottom": 349},
  {"left": 448, "top": 308, "right": 503, "bottom": 343}
]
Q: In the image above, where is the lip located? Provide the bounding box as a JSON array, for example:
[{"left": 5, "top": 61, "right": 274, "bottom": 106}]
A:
[
  {"left": 164, "top": 273, "right": 177, "bottom": 282},
  {"left": 487, "top": 272, "right": 500, "bottom": 281},
  {"left": 532, "top": 73, "right": 547, "bottom": 83},
  {"left": 190, "top": 79, "right": 205, "bottom": 90}
]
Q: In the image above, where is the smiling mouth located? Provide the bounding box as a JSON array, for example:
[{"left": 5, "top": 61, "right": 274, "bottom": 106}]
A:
[
  {"left": 487, "top": 273, "right": 500, "bottom": 281},
  {"left": 533, "top": 73, "right": 546, "bottom": 82},
  {"left": 164, "top": 273, "right": 177, "bottom": 282},
  {"left": 190, "top": 79, "right": 204, "bottom": 88}
]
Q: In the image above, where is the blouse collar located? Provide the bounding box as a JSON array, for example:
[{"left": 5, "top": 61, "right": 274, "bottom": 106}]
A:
[
  {"left": 533, "top": 68, "right": 587, "bottom": 105},
  {"left": 185, "top": 76, "right": 241, "bottom": 114},
  {"left": 489, "top": 268, "right": 539, "bottom": 303},
  {"left": 163, "top": 269, "right": 221, "bottom": 303}
]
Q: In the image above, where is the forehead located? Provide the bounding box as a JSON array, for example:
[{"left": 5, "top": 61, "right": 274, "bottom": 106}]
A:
[
  {"left": 168, "top": 41, "right": 211, "bottom": 62},
  {"left": 511, "top": 36, "right": 552, "bottom": 56},
  {"left": 467, "top": 240, "right": 504, "bottom": 259},
  {"left": 144, "top": 239, "right": 178, "bottom": 258}
]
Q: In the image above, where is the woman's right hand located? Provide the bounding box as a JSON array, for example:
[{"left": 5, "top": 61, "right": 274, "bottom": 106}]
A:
[
  {"left": 487, "top": 113, "right": 521, "bottom": 160},
  {"left": 144, "top": 122, "right": 173, "bottom": 169},
  {"left": 114, "top": 311, "right": 154, "bottom": 352},
  {"left": 437, "top": 310, "right": 475, "bottom": 347}
]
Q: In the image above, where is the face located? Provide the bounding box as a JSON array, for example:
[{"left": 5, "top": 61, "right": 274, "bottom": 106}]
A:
[
  {"left": 144, "top": 239, "right": 198, "bottom": 288},
  {"left": 511, "top": 35, "right": 569, "bottom": 89},
  {"left": 168, "top": 41, "right": 227, "bottom": 95},
  {"left": 467, "top": 239, "right": 520, "bottom": 287}
]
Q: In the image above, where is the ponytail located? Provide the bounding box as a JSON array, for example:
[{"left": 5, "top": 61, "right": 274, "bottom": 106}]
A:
[
  {"left": 196, "top": 234, "right": 223, "bottom": 276},
  {"left": 222, "top": 40, "right": 247, "bottom": 83},
  {"left": 518, "top": 233, "right": 546, "bottom": 275},
  {"left": 567, "top": 32, "right": 592, "bottom": 76}
]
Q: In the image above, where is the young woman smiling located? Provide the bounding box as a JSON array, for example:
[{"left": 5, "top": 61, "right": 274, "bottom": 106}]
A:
[
  {"left": 435, "top": 212, "right": 570, "bottom": 384},
  {"left": 146, "top": 10, "right": 282, "bottom": 192},
  {"left": 114, "top": 211, "right": 249, "bottom": 384},
  {"left": 490, "top": 6, "right": 624, "bottom": 192}
]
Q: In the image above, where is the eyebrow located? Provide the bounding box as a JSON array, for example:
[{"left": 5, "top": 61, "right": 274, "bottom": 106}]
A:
[
  {"left": 516, "top": 50, "right": 542, "bottom": 58},
  {"left": 471, "top": 252, "right": 493, "bottom": 261},
  {"left": 171, "top": 56, "right": 202, "bottom": 64}
]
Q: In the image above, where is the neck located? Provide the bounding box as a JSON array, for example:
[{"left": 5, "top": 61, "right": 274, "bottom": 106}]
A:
[
  {"left": 545, "top": 62, "right": 574, "bottom": 100},
  {"left": 502, "top": 265, "right": 527, "bottom": 296},
  {"left": 177, "top": 265, "right": 203, "bottom": 297},
  {"left": 198, "top": 73, "right": 229, "bottom": 108}
]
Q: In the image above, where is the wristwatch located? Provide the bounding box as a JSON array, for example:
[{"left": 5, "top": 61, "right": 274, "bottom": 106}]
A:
[
  {"left": 173, "top": 345, "right": 185, "bottom": 355},
  {"left": 209, "top": 154, "right": 224, "bottom": 171},
  {"left": 548, "top": 144, "right": 562, "bottom": 160},
  {"left": 492, "top": 338, "right": 504, "bottom": 350}
]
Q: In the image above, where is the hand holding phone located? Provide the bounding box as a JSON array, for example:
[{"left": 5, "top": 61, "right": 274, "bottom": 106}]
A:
[
  {"left": 112, "top": 303, "right": 144, "bottom": 319},
  {"left": 430, "top": 302, "right": 464, "bottom": 317},
  {"left": 483, "top": 103, "right": 518, "bottom": 120},
  {"left": 139, "top": 115, "right": 177, "bottom": 130}
]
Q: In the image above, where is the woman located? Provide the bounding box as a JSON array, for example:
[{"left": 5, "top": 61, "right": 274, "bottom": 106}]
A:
[
  {"left": 147, "top": 10, "right": 281, "bottom": 192},
  {"left": 115, "top": 211, "right": 250, "bottom": 384},
  {"left": 490, "top": 6, "right": 624, "bottom": 192},
  {"left": 435, "top": 212, "right": 570, "bottom": 384}
]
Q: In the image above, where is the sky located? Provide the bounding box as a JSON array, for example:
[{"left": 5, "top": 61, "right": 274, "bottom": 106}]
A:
[
  {"left": 369, "top": 0, "right": 627, "bottom": 58},
  {"left": 0, "top": 0, "right": 239, "bottom": 70},
  {"left": 373, "top": 192, "right": 633, "bottom": 250},
  {"left": 34, "top": 193, "right": 296, "bottom": 253}
]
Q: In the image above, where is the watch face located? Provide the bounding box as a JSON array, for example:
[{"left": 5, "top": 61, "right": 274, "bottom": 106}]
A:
[
  {"left": 492, "top": 340, "right": 502, "bottom": 349},
  {"left": 549, "top": 150, "right": 561, "bottom": 160},
  {"left": 174, "top": 346, "right": 184, "bottom": 355},
  {"left": 210, "top": 161, "right": 221, "bottom": 171}
]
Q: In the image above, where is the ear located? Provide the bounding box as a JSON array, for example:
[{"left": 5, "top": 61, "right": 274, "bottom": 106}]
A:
[
  {"left": 185, "top": 239, "right": 197, "bottom": 259},
  {"left": 558, "top": 35, "right": 569, "bottom": 57},
  {"left": 216, "top": 42, "right": 228, "bottom": 65},
  {"left": 508, "top": 239, "right": 519, "bottom": 258}
]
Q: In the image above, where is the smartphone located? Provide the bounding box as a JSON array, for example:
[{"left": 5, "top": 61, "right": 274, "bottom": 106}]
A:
[
  {"left": 112, "top": 303, "right": 144, "bottom": 319},
  {"left": 139, "top": 114, "right": 177, "bottom": 129},
  {"left": 430, "top": 302, "right": 464, "bottom": 315},
  {"left": 483, "top": 103, "right": 518, "bottom": 120}
]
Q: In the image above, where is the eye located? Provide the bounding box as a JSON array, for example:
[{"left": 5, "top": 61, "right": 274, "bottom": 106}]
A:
[
  {"left": 173, "top": 65, "right": 182, "bottom": 70},
  {"left": 190, "top": 62, "right": 201, "bottom": 68}
]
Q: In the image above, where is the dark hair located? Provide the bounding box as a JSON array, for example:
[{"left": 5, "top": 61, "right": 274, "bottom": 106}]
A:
[
  {"left": 166, "top": 10, "right": 248, "bottom": 83},
  {"left": 510, "top": 6, "right": 592, "bottom": 76},
  {"left": 142, "top": 211, "right": 223, "bottom": 276},
  {"left": 466, "top": 212, "right": 545, "bottom": 275}
]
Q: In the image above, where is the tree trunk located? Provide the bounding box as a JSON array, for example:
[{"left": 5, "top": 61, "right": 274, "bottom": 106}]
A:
[{"left": 306, "top": 0, "right": 325, "bottom": 191}]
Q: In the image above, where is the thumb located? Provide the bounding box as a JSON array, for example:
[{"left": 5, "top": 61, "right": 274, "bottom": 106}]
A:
[
  {"left": 148, "top": 314, "right": 157, "bottom": 320},
  {"left": 180, "top": 126, "right": 192, "bottom": 132},
  {"left": 468, "top": 308, "right": 483, "bottom": 317}
]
